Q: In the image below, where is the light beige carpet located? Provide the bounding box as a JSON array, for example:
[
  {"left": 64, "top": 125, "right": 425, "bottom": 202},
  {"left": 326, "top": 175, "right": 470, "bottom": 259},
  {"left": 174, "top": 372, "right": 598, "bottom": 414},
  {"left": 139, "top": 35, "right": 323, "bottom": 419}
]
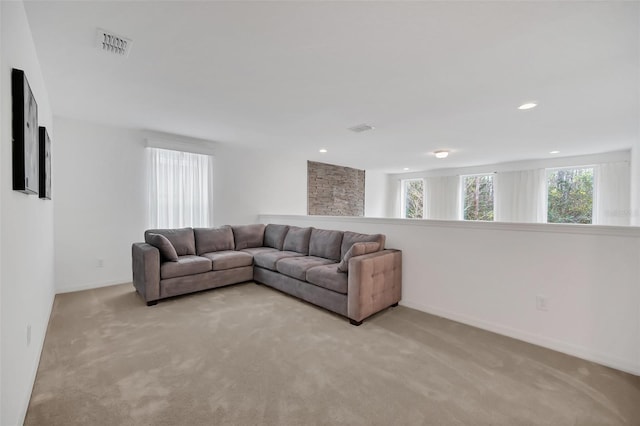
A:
[{"left": 25, "top": 282, "right": 640, "bottom": 426}]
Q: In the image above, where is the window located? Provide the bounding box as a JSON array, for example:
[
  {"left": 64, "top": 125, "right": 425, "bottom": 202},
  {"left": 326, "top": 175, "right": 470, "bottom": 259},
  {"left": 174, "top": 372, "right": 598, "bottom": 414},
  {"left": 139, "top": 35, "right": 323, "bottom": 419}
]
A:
[
  {"left": 462, "top": 174, "right": 494, "bottom": 221},
  {"left": 148, "top": 147, "right": 213, "bottom": 228},
  {"left": 546, "top": 167, "right": 593, "bottom": 224},
  {"left": 401, "top": 179, "right": 424, "bottom": 218}
]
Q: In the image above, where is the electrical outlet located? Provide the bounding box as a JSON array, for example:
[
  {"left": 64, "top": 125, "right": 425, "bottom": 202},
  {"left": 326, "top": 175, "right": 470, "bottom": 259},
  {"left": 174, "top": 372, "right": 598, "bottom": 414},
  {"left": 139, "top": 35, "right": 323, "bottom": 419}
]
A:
[
  {"left": 97, "top": 258, "right": 104, "bottom": 268},
  {"left": 27, "top": 324, "right": 31, "bottom": 346},
  {"left": 536, "top": 295, "right": 549, "bottom": 311}
]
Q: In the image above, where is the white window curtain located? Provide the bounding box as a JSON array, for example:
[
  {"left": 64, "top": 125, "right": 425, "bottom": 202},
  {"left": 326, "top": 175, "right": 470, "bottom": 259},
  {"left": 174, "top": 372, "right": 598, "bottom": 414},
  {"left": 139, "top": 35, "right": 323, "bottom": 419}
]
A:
[
  {"left": 148, "top": 147, "right": 213, "bottom": 228},
  {"left": 425, "top": 176, "right": 460, "bottom": 220},
  {"left": 595, "top": 162, "right": 630, "bottom": 225},
  {"left": 494, "top": 169, "right": 545, "bottom": 223}
]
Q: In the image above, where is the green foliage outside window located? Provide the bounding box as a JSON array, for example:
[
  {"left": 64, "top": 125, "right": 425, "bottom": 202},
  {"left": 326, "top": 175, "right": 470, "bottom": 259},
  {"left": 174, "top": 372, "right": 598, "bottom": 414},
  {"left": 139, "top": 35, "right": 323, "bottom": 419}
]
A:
[
  {"left": 403, "top": 180, "right": 424, "bottom": 218},
  {"left": 463, "top": 175, "right": 494, "bottom": 221},
  {"left": 547, "top": 168, "right": 593, "bottom": 224}
]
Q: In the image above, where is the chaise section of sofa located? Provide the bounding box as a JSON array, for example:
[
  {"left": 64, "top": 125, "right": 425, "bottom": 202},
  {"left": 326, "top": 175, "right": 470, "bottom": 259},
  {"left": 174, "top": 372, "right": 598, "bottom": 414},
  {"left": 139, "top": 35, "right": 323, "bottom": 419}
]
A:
[{"left": 132, "top": 223, "right": 402, "bottom": 325}]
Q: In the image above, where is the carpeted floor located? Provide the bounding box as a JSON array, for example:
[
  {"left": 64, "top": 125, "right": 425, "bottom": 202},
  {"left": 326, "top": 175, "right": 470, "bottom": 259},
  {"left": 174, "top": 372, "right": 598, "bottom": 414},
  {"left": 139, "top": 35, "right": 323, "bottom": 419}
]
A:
[{"left": 25, "top": 282, "right": 640, "bottom": 426}]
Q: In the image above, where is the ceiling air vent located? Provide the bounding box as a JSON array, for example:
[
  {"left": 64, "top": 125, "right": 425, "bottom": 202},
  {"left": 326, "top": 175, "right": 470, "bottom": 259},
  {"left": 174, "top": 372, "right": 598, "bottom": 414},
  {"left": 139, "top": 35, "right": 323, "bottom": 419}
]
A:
[
  {"left": 348, "top": 123, "right": 375, "bottom": 133},
  {"left": 96, "top": 29, "right": 132, "bottom": 57}
]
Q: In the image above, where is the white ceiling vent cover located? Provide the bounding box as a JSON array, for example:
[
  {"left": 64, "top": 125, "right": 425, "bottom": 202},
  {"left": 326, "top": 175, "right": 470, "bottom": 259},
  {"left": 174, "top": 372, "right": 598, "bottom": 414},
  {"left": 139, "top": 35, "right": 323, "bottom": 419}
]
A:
[
  {"left": 348, "top": 123, "right": 375, "bottom": 133},
  {"left": 96, "top": 29, "right": 132, "bottom": 57}
]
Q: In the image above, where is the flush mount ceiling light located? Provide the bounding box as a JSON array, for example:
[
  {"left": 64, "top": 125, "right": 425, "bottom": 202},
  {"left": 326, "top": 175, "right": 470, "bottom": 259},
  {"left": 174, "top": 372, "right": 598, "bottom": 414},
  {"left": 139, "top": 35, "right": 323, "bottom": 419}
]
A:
[
  {"left": 403, "top": 167, "right": 410, "bottom": 171},
  {"left": 549, "top": 150, "right": 560, "bottom": 154},
  {"left": 518, "top": 102, "right": 538, "bottom": 110},
  {"left": 96, "top": 28, "right": 133, "bottom": 57},
  {"left": 319, "top": 148, "right": 328, "bottom": 153},
  {"left": 434, "top": 150, "right": 449, "bottom": 159},
  {"left": 348, "top": 123, "right": 375, "bottom": 133}
]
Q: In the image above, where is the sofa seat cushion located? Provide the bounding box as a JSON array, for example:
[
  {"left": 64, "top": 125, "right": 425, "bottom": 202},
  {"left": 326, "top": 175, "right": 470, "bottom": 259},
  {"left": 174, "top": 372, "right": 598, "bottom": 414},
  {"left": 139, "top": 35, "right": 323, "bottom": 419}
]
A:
[
  {"left": 241, "top": 247, "right": 279, "bottom": 256},
  {"left": 160, "top": 255, "right": 212, "bottom": 279},
  {"left": 306, "top": 264, "right": 348, "bottom": 294},
  {"left": 254, "top": 250, "right": 304, "bottom": 271},
  {"left": 201, "top": 250, "right": 253, "bottom": 271},
  {"left": 276, "top": 256, "right": 335, "bottom": 281}
]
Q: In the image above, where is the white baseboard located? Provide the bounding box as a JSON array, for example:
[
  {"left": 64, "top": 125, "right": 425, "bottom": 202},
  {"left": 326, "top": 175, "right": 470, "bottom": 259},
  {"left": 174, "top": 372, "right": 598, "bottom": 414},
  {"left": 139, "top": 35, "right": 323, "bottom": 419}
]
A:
[
  {"left": 56, "top": 278, "right": 130, "bottom": 294},
  {"left": 16, "top": 290, "right": 56, "bottom": 426},
  {"left": 399, "top": 300, "right": 640, "bottom": 377}
]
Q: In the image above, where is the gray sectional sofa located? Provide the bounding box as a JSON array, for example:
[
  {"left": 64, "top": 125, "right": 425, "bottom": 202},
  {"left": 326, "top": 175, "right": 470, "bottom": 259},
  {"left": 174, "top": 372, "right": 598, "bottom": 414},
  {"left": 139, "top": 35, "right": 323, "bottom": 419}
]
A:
[{"left": 132, "top": 224, "right": 402, "bottom": 325}]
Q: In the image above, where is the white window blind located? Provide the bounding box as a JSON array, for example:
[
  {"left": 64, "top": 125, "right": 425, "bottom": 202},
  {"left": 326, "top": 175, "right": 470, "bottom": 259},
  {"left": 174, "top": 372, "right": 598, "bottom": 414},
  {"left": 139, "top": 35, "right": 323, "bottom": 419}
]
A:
[{"left": 147, "top": 147, "right": 213, "bottom": 228}]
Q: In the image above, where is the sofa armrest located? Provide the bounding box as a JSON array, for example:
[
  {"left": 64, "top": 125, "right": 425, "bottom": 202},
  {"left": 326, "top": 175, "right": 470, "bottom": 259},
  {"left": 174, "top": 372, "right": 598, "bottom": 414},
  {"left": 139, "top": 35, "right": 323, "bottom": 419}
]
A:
[
  {"left": 132, "top": 242, "right": 161, "bottom": 303},
  {"left": 347, "top": 249, "right": 402, "bottom": 322}
]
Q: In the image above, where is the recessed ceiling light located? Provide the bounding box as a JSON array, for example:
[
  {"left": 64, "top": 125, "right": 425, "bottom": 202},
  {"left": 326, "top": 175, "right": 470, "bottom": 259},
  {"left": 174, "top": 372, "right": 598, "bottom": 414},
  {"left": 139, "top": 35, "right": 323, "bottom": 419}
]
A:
[
  {"left": 549, "top": 150, "right": 560, "bottom": 154},
  {"left": 403, "top": 167, "right": 410, "bottom": 171},
  {"left": 518, "top": 102, "right": 538, "bottom": 110},
  {"left": 434, "top": 150, "right": 449, "bottom": 159},
  {"left": 319, "top": 148, "right": 327, "bottom": 153}
]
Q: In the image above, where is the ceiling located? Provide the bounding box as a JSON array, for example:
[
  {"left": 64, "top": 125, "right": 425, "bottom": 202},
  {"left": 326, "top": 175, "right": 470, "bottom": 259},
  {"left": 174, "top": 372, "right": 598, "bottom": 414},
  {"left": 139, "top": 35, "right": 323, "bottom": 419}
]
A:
[{"left": 24, "top": 1, "right": 639, "bottom": 172}]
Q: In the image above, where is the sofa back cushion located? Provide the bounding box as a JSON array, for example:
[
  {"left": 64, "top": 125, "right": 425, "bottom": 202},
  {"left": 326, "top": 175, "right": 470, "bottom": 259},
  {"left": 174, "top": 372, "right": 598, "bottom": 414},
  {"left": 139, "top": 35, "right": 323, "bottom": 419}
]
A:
[
  {"left": 283, "top": 226, "right": 313, "bottom": 254},
  {"left": 337, "top": 242, "right": 380, "bottom": 272},
  {"left": 194, "top": 226, "right": 235, "bottom": 255},
  {"left": 340, "top": 231, "right": 385, "bottom": 259},
  {"left": 264, "top": 224, "right": 289, "bottom": 250},
  {"left": 309, "top": 228, "right": 343, "bottom": 261},
  {"left": 232, "top": 224, "right": 266, "bottom": 250},
  {"left": 147, "top": 233, "right": 179, "bottom": 262},
  {"left": 145, "top": 228, "right": 196, "bottom": 256}
]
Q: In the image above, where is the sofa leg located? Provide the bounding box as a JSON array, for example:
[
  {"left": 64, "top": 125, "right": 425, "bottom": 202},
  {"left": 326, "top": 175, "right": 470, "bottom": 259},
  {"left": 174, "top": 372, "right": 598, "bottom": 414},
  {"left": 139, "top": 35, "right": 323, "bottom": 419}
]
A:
[
  {"left": 391, "top": 302, "right": 399, "bottom": 307},
  {"left": 146, "top": 300, "right": 158, "bottom": 306},
  {"left": 349, "top": 319, "right": 362, "bottom": 326}
]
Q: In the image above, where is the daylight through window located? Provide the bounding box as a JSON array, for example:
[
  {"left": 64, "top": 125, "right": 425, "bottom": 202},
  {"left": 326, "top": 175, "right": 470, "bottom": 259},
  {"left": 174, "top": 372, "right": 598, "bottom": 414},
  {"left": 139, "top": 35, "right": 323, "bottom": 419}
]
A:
[
  {"left": 401, "top": 179, "right": 424, "bottom": 219},
  {"left": 463, "top": 174, "right": 494, "bottom": 221},
  {"left": 546, "top": 167, "right": 593, "bottom": 224}
]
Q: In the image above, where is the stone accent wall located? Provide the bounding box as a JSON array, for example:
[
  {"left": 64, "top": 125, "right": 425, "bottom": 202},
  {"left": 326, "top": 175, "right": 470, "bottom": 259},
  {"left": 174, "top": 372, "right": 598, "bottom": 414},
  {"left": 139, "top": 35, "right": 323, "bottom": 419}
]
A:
[{"left": 307, "top": 161, "right": 365, "bottom": 216}]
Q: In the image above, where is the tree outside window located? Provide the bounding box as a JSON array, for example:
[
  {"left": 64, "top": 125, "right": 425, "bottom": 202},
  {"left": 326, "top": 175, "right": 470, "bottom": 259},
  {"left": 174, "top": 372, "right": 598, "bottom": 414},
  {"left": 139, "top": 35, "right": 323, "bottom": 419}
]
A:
[
  {"left": 547, "top": 167, "right": 593, "bottom": 224},
  {"left": 402, "top": 179, "right": 424, "bottom": 219},
  {"left": 463, "top": 174, "right": 494, "bottom": 221}
]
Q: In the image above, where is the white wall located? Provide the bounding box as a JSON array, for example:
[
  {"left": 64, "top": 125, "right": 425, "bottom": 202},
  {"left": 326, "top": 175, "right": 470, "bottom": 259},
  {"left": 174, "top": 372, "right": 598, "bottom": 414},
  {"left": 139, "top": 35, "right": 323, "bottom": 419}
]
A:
[
  {"left": 364, "top": 170, "right": 389, "bottom": 217},
  {"left": 53, "top": 118, "right": 147, "bottom": 293},
  {"left": 0, "top": 0, "right": 4, "bottom": 418},
  {"left": 1, "top": 2, "right": 55, "bottom": 425},
  {"left": 212, "top": 145, "right": 306, "bottom": 225},
  {"left": 631, "top": 141, "right": 640, "bottom": 226},
  {"left": 260, "top": 214, "right": 640, "bottom": 376},
  {"left": 52, "top": 118, "right": 308, "bottom": 292}
]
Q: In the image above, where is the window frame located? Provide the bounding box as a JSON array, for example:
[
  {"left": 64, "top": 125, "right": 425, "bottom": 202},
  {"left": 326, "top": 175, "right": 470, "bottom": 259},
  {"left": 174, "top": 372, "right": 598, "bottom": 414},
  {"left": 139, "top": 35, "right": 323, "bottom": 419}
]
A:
[
  {"left": 400, "top": 178, "right": 425, "bottom": 219},
  {"left": 460, "top": 173, "right": 495, "bottom": 221}
]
